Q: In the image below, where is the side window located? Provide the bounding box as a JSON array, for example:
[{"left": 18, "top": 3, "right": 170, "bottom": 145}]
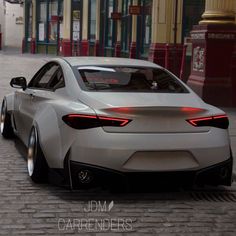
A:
[
  {"left": 28, "top": 63, "right": 59, "bottom": 89},
  {"left": 47, "top": 68, "right": 65, "bottom": 90},
  {"left": 34, "top": 64, "right": 59, "bottom": 89}
]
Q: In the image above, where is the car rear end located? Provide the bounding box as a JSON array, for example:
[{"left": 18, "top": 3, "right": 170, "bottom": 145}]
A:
[{"left": 62, "top": 59, "right": 233, "bottom": 189}]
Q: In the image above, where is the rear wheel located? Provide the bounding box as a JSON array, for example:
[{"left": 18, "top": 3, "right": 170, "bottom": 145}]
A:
[
  {"left": 0, "top": 98, "right": 14, "bottom": 139},
  {"left": 27, "top": 126, "right": 48, "bottom": 183}
]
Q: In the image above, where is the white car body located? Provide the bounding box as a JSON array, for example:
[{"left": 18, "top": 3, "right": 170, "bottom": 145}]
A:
[{"left": 1, "top": 57, "right": 233, "bottom": 188}]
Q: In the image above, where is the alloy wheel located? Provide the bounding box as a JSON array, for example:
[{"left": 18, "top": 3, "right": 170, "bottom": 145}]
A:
[
  {"left": 27, "top": 128, "right": 37, "bottom": 177},
  {"left": 0, "top": 100, "right": 6, "bottom": 134}
]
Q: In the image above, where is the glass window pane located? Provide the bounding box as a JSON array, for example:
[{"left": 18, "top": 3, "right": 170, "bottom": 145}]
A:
[
  {"left": 90, "top": 0, "right": 96, "bottom": 42},
  {"left": 48, "top": 0, "right": 58, "bottom": 42},
  {"left": 75, "top": 66, "right": 188, "bottom": 93},
  {"left": 38, "top": 0, "right": 47, "bottom": 42}
]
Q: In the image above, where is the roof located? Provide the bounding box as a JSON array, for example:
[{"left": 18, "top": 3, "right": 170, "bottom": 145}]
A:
[{"left": 63, "top": 57, "right": 161, "bottom": 68}]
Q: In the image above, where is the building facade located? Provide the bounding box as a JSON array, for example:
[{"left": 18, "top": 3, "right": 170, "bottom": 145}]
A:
[
  {"left": 23, "top": 0, "right": 204, "bottom": 56},
  {"left": 0, "top": 0, "right": 24, "bottom": 49},
  {"left": 21, "top": 0, "right": 236, "bottom": 106},
  {"left": 5, "top": 1, "right": 23, "bottom": 47}
]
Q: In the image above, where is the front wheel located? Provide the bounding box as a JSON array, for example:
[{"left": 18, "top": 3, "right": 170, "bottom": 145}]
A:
[
  {"left": 0, "top": 98, "right": 14, "bottom": 139},
  {"left": 27, "top": 126, "right": 48, "bottom": 183}
]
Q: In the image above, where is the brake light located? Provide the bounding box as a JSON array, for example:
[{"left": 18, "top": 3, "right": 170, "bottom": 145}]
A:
[
  {"left": 62, "top": 114, "right": 131, "bottom": 129},
  {"left": 181, "top": 107, "right": 204, "bottom": 112},
  {"left": 187, "top": 114, "right": 229, "bottom": 129}
]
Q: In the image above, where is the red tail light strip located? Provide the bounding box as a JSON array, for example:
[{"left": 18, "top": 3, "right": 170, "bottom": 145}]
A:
[
  {"left": 187, "top": 114, "right": 229, "bottom": 129},
  {"left": 62, "top": 114, "right": 131, "bottom": 129},
  {"left": 188, "top": 116, "right": 212, "bottom": 126},
  {"left": 213, "top": 115, "right": 228, "bottom": 119},
  {"left": 67, "top": 114, "right": 97, "bottom": 119},
  {"left": 98, "top": 116, "right": 130, "bottom": 126}
]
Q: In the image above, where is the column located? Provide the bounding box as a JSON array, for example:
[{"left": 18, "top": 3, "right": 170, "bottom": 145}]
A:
[
  {"left": 148, "top": 0, "right": 183, "bottom": 75},
  {"left": 31, "top": 0, "right": 36, "bottom": 54},
  {"left": 81, "top": 0, "right": 89, "bottom": 56},
  {"left": 94, "top": 0, "right": 100, "bottom": 56},
  {"left": 114, "top": 0, "right": 122, "bottom": 57},
  {"left": 61, "top": 0, "right": 72, "bottom": 56},
  {"left": 187, "top": 0, "right": 236, "bottom": 106},
  {"left": 200, "top": 0, "right": 235, "bottom": 24}
]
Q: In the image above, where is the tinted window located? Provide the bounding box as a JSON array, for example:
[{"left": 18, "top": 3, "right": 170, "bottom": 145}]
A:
[
  {"left": 29, "top": 63, "right": 59, "bottom": 89},
  {"left": 74, "top": 66, "right": 188, "bottom": 93},
  {"left": 47, "top": 69, "right": 65, "bottom": 90}
]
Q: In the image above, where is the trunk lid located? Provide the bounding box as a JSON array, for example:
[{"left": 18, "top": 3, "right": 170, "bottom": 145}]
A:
[{"left": 79, "top": 92, "right": 211, "bottom": 133}]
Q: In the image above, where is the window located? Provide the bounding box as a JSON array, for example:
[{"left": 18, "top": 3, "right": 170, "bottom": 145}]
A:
[
  {"left": 72, "top": 0, "right": 81, "bottom": 42},
  {"left": 47, "top": 69, "right": 65, "bottom": 90},
  {"left": 139, "top": 0, "right": 152, "bottom": 57},
  {"left": 37, "top": 0, "right": 63, "bottom": 54},
  {"left": 106, "top": 0, "right": 114, "bottom": 47},
  {"left": 38, "top": 0, "right": 46, "bottom": 42},
  {"left": 74, "top": 66, "right": 188, "bottom": 93},
  {"left": 89, "top": 0, "right": 96, "bottom": 42},
  {"left": 28, "top": 63, "right": 60, "bottom": 89},
  {"left": 121, "top": 0, "right": 132, "bottom": 52},
  {"left": 48, "top": 0, "right": 59, "bottom": 42}
]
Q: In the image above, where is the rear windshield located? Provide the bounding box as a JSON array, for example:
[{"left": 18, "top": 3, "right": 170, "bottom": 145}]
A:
[{"left": 74, "top": 66, "right": 188, "bottom": 93}]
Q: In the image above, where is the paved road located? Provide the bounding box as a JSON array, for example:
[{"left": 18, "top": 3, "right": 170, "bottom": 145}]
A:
[{"left": 0, "top": 51, "right": 236, "bottom": 235}]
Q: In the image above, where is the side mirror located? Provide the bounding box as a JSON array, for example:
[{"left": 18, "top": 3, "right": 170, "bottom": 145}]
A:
[{"left": 10, "top": 77, "right": 27, "bottom": 90}]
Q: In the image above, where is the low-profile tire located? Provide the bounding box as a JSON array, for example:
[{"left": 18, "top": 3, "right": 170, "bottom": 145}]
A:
[
  {"left": 27, "top": 126, "right": 48, "bottom": 183},
  {"left": 0, "top": 98, "right": 14, "bottom": 139}
]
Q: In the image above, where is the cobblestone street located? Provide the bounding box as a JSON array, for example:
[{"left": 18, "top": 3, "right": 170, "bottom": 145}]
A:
[{"left": 0, "top": 51, "right": 236, "bottom": 235}]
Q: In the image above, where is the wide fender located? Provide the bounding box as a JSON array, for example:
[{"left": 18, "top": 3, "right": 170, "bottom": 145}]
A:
[
  {"left": 34, "top": 104, "right": 63, "bottom": 169},
  {"left": 4, "top": 93, "right": 15, "bottom": 112}
]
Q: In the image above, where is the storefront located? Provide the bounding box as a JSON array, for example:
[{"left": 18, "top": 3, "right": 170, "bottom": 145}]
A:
[
  {"left": 23, "top": 0, "right": 205, "bottom": 57},
  {"left": 24, "top": 0, "right": 63, "bottom": 54}
]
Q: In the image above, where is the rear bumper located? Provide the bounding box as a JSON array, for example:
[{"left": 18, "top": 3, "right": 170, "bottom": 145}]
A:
[
  {"left": 69, "top": 155, "right": 233, "bottom": 189},
  {"left": 68, "top": 127, "right": 231, "bottom": 172}
]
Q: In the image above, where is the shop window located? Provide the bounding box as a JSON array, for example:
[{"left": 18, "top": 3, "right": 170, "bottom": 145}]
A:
[
  {"left": 72, "top": 0, "right": 81, "bottom": 42},
  {"left": 38, "top": 0, "right": 47, "bottom": 42},
  {"left": 89, "top": 0, "right": 96, "bottom": 42},
  {"left": 121, "top": 0, "right": 132, "bottom": 52},
  {"left": 37, "top": 0, "right": 63, "bottom": 54},
  {"left": 48, "top": 0, "right": 58, "bottom": 42},
  {"left": 105, "top": 0, "right": 115, "bottom": 48},
  {"left": 139, "top": 0, "right": 152, "bottom": 57}
]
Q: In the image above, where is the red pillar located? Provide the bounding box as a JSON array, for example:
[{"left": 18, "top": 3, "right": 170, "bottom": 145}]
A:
[
  {"left": 231, "top": 42, "right": 236, "bottom": 106},
  {"left": 61, "top": 39, "right": 72, "bottom": 57},
  {"left": 80, "top": 40, "right": 89, "bottom": 56},
  {"left": 129, "top": 42, "right": 136, "bottom": 59},
  {"left": 148, "top": 43, "right": 159, "bottom": 64},
  {"left": 148, "top": 43, "right": 184, "bottom": 76},
  {"left": 30, "top": 38, "right": 36, "bottom": 54},
  {"left": 187, "top": 24, "right": 236, "bottom": 106},
  {"left": 114, "top": 41, "right": 121, "bottom": 57},
  {"left": 94, "top": 40, "right": 100, "bottom": 56}
]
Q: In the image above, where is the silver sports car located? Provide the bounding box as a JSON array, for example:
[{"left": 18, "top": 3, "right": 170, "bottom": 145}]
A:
[{"left": 0, "top": 57, "right": 233, "bottom": 189}]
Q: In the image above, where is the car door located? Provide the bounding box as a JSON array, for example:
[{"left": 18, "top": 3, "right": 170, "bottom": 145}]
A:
[{"left": 14, "top": 62, "right": 61, "bottom": 145}]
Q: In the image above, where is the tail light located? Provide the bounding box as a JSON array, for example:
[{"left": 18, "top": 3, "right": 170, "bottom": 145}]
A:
[
  {"left": 62, "top": 114, "right": 131, "bottom": 129},
  {"left": 187, "top": 114, "right": 229, "bottom": 129}
]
